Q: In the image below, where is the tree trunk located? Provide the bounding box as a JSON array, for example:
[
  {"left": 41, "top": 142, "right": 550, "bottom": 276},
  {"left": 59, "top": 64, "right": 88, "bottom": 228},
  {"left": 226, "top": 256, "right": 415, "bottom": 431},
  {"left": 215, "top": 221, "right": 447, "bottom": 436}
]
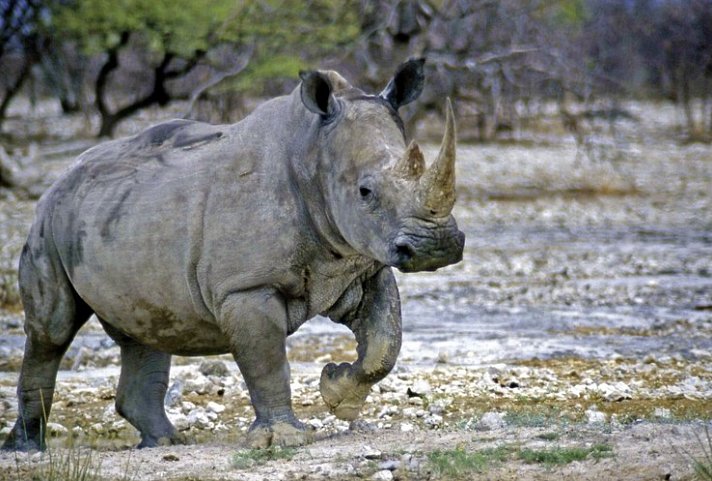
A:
[
  {"left": 0, "top": 53, "right": 32, "bottom": 128},
  {"left": 678, "top": 67, "right": 696, "bottom": 134},
  {"left": 95, "top": 40, "right": 202, "bottom": 137}
]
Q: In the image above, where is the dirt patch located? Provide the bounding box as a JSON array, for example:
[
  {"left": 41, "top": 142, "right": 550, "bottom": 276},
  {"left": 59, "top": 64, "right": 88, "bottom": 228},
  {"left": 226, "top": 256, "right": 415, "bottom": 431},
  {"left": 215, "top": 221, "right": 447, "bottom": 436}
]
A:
[{"left": 0, "top": 423, "right": 708, "bottom": 481}]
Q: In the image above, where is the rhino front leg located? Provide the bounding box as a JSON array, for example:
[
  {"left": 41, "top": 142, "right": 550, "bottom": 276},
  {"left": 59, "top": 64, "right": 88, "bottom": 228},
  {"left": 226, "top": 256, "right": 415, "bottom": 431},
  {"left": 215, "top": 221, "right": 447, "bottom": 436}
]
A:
[
  {"left": 218, "top": 289, "right": 308, "bottom": 448},
  {"left": 321, "top": 267, "right": 402, "bottom": 421}
]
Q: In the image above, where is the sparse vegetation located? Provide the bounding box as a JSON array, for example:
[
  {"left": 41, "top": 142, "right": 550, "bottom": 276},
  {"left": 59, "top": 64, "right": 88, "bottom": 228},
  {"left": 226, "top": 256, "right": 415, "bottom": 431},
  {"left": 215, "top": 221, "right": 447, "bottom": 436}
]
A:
[
  {"left": 428, "top": 446, "right": 510, "bottom": 477},
  {"left": 427, "top": 443, "right": 615, "bottom": 477},
  {"left": 518, "top": 444, "right": 614, "bottom": 466},
  {"left": 536, "top": 432, "right": 561, "bottom": 441},
  {"left": 504, "top": 410, "right": 563, "bottom": 429},
  {"left": 231, "top": 446, "right": 297, "bottom": 469},
  {"left": 15, "top": 447, "right": 103, "bottom": 481},
  {"left": 681, "top": 425, "right": 712, "bottom": 481}
]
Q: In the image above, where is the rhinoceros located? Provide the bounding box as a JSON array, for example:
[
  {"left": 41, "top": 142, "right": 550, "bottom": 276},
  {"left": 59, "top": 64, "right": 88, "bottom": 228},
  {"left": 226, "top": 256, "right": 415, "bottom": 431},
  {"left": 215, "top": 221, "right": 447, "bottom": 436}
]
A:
[{"left": 2, "top": 58, "right": 464, "bottom": 450}]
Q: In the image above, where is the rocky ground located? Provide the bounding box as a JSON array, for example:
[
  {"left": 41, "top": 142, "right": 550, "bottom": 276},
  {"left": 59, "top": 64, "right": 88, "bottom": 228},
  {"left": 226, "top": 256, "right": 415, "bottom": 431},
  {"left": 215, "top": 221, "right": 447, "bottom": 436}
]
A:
[{"left": 0, "top": 100, "right": 710, "bottom": 480}]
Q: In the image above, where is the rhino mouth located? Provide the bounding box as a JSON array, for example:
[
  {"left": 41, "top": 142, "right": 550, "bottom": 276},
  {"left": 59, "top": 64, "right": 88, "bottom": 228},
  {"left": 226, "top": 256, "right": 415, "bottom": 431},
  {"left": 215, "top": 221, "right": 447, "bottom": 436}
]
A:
[{"left": 388, "top": 228, "right": 465, "bottom": 272}]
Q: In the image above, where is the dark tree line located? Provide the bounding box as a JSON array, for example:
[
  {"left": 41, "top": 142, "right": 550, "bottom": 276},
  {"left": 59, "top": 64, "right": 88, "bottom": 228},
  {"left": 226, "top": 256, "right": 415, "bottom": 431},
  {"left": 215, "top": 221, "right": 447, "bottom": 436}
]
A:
[
  {"left": 583, "top": 0, "right": 712, "bottom": 137},
  {"left": 1, "top": 0, "right": 712, "bottom": 140}
]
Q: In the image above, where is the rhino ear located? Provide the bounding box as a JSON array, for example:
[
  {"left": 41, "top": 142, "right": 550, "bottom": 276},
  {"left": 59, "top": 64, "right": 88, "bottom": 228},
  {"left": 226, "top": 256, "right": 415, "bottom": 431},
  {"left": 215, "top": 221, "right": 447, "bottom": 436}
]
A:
[
  {"left": 300, "top": 70, "right": 338, "bottom": 118},
  {"left": 380, "top": 58, "right": 425, "bottom": 110}
]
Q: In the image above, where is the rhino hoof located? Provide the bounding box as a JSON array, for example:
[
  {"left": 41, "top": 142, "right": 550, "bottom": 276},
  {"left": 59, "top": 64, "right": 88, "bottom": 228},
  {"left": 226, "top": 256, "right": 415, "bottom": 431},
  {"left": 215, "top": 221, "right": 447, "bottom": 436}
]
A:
[
  {"left": 319, "top": 362, "right": 371, "bottom": 421},
  {"left": 1, "top": 433, "right": 43, "bottom": 452},
  {"left": 137, "top": 432, "right": 187, "bottom": 449},
  {"left": 245, "top": 421, "right": 311, "bottom": 449}
]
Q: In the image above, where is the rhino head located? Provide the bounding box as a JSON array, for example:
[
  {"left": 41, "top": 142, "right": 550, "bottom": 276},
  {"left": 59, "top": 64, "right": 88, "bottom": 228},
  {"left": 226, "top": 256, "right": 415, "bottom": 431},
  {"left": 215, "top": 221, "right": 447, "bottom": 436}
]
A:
[{"left": 299, "top": 59, "right": 465, "bottom": 272}]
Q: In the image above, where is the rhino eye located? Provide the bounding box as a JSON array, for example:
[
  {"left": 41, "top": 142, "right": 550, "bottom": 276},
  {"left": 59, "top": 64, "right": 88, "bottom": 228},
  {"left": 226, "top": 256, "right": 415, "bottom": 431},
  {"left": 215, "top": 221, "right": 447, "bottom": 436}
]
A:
[{"left": 359, "top": 186, "right": 373, "bottom": 198}]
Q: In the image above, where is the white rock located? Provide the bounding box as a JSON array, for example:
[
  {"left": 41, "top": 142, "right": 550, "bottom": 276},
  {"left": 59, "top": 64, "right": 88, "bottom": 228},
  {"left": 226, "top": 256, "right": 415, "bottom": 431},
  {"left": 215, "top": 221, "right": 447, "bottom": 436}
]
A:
[
  {"left": 362, "top": 445, "right": 382, "bottom": 459},
  {"left": 425, "top": 414, "right": 443, "bottom": 428},
  {"left": 428, "top": 399, "right": 451, "bottom": 415},
  {"left": 182, "top": 374, "right": 212, "bottom": 394},
  {"left": 102, "top": 404, "right": 118, "bottom": 422},
  {"left": 164, "top": 380, "right": 183, "bottom": 407},
  {"left": 372, "top": 469, "right": 393, "bottom": 481},
  {"left": 380, "top": 459, "right": 399, "bottom": 471},
  {"left": 570, "top": 384, "right": 588, "bottom": 397},
  {"left": 475, "top": 412, "right": 506, "bottom": 431},
  {"left": 378, "top": 380, "right": 398, "bottom": 393},
  {"left": 378, "top": 406, "right": 399, "bottom": 418},
  {"left": 46, "top": 422, "right": 68, "bottom": 436},
  {"left": 598, "top": 382, "right": 632, "bottom": 401},
  {"left": 206, "top": 401, "right": 225, "bottom": 414},
  {"left": 403, "top": 407, "right": 418, "bottom": 418},
  {"left": 168, "top": 413, "right": 191, "bottom": 431},
  {"left": 400, "top": 453, "right": 420, "bottom": 471},
  {"left": 213, "top": 422, "right": 229, "bottom": 433},
  {"left": 307, "top": 418, "right": 323, "bottom": 430},
  {"left": 109, "top": 420, "right": 126, "bottom": 432},
  {"left": 410, "top": 380, "right": 432, "bottom": 396},
  {"left": 654, "top": 407, "right": 672, "bottom": 419},
  {"left": 586, "top": 408, "right": 607, "bottom": 424},
  {"left": 187, "top": 408, "right": 213, "bottom": 429},
  {"left": 400, "top": 422, "right": 415, "bottom": 432}
]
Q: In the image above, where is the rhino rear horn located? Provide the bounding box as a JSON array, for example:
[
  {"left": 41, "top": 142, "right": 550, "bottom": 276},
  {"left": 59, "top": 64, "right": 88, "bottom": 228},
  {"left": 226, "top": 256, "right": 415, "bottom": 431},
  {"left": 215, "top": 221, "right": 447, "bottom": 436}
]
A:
[
  {"left": 379, "top": 58, "right": 425, "bottom": 110},
  {"left": 393, "top": 140, "right": 425, "bottom": 179},
  {"left": 418, "top": 98, "right": 457, "bottom": 216},
  {"left": 300, "top": 71, "right": 339, "bottom": 118}
]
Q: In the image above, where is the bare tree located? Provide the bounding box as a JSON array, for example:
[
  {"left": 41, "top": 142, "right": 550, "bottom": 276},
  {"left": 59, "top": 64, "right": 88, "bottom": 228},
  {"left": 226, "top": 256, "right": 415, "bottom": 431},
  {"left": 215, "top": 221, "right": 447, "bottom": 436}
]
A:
[{"left": 0, "top": 0, "right": 40, "bottom": 128}]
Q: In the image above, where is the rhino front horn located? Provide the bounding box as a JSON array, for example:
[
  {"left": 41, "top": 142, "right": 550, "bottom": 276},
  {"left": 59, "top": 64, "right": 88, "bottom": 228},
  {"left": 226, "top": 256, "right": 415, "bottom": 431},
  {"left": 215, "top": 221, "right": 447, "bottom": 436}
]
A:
[{"left": 419, "top": 98, "right": 457, "bottom": 215}]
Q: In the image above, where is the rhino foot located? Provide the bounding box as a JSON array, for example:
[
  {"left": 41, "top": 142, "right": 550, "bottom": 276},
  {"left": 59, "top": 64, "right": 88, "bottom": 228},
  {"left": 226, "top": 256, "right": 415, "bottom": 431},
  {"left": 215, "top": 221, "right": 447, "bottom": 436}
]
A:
[
  {"left": 319, "top": 362, "right": 372, "bottom": 421},
  {"left": 1, "top": 428, "right": 43, "bottom": 452},
  {"left": 245, "top": 420, "right": 311, "bottom": 449},
  {"left": 137, "top": 431, "right": 188, "bottom": 449}
]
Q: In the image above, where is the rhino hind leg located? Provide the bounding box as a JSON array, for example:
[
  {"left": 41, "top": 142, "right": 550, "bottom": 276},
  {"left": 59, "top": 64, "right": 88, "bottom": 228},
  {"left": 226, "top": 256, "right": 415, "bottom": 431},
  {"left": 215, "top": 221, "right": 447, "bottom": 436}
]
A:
[
  {"left": 219, "top": 289, "right": 310, "bottom": 448},
  {"left": 100, "top": 320, "right": 183, "bottom": 448},
  {"left": 2, "top": 242, "right": 93, "bottom": 451}
]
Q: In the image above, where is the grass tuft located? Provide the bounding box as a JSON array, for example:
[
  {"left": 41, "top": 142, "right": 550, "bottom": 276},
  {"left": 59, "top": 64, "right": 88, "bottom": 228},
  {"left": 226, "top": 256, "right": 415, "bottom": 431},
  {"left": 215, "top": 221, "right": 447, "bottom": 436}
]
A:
[
  {"left": 428, "top": 446, "right": 509, "bottom": 477},
  {"left": 26, "top": 448, "right": 103, "bottom": 481},
  {"left": 518, "top": 443, "right": 613, "bottom": 466},
  {"left": 503, "top": 410, "right": 562, "bottom": 428},
  {"left": 690, "top": 425, "right": 712, "bottom": 481},
  {"left": 536, "top": 432, "right": 561, "bottom": 441},
  {"left": 231, "top": 446, "right": 297, "bottom": 469}
]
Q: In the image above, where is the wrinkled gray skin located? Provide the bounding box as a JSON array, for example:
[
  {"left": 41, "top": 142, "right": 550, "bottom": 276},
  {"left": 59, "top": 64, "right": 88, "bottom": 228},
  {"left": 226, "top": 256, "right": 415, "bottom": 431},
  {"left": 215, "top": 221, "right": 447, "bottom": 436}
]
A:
[{"left": 2, "top": 59, "right": 464, "bottom": 451}]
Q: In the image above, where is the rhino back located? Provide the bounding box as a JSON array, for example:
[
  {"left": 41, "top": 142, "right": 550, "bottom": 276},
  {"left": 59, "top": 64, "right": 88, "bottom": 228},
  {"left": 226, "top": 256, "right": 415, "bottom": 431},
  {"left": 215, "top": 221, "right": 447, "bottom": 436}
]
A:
[{"left": 37, "top": 112, "right": 305, "bottom": 353}]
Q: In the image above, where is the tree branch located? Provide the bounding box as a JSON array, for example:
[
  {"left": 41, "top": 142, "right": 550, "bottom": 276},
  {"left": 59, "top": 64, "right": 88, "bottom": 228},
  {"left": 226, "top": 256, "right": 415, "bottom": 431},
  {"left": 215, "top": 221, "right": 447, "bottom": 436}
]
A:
[
  {"left": 95, "top": 30, "right": 130, "bottom": 117},
  {"left": 165, "top": 50, "right": 206, "bottom": 79}
]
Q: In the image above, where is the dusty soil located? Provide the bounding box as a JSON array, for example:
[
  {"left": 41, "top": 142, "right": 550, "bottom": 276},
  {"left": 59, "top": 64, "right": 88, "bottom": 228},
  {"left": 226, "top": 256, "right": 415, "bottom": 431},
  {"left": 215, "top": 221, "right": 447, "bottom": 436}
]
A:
[{"left": 0, "top": 100, "right": 710, "bottom": 480}]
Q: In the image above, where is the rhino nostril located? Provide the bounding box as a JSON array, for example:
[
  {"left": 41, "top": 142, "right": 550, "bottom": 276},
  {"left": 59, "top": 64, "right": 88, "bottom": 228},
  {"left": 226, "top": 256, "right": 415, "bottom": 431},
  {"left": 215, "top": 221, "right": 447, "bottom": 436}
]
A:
[{"left": 395, "top": 240, "right": 416, "bottom": 261}]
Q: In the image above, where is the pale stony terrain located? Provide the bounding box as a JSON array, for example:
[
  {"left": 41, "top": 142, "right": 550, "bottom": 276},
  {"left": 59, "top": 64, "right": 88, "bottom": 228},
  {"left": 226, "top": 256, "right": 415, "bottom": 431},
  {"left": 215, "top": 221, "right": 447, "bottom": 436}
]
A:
[{"left": 0, "top": 100, "right": 710, "bottom": 480}]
